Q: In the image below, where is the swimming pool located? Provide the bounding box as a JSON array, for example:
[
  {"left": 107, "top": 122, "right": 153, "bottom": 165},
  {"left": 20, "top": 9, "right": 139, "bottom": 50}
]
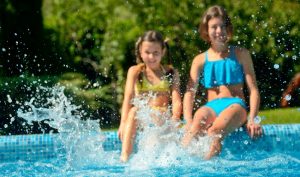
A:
[{"left": 0, "top": 124, "right": 299, "bottom": 176}]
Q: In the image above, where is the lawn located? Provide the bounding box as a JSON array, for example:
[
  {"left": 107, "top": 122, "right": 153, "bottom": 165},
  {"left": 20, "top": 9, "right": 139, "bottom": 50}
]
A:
[
  {"left": 259, "top": 107, "right": 300, "bottom": 124},
  {"left": 102, "top": 107, "right": 300, "bottom": 131}
]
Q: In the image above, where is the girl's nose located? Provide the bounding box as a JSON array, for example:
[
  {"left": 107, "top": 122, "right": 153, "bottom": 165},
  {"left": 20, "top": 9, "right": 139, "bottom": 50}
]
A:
[{"left": 149, "top": 53, "right": 154, "bottom": 58}]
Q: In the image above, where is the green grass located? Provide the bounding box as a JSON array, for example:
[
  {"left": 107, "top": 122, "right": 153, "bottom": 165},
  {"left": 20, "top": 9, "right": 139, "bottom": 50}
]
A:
[
  {"left": 100, "top": 108, "right": 300, "bottom": 131},
  {"left": 259, "top": 107, "right": 300, "bottom": 125}
]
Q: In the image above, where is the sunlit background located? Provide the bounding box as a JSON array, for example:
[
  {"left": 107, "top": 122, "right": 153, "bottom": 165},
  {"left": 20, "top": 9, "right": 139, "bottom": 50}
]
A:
[{"left": 0, "top": 0, "right": 299, "bottom": 135}]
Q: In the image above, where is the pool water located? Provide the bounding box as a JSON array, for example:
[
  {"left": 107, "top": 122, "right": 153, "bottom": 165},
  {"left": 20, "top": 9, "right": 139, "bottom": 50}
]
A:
[
  {"left": 2, "top": 87, "right": 299, "bottom": 176},
  {"left": 2, "top": 154, "right": 299, "bottom": 177},
  {"left": 0, "top": 124, "right": 300, "bottom": 177}
]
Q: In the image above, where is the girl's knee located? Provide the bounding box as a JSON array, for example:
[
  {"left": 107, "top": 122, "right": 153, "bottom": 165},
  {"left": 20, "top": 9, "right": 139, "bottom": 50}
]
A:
[
  {"left": 193, "top": 111, "right": 214, "bottom": 128},
  {"left": 190, "top": 116, "right": 209, "bottom": 131},
  {"left": 207, "top": 126, "right": 223, "bottom": 137}
]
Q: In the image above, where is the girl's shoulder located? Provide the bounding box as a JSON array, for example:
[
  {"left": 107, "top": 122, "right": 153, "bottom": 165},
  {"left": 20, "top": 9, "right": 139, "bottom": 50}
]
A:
[
  {"left": 128, "top": 64, "right": 145, "bottom": 77},
  {"left": 233, "top": 46, "right": 251, "bottom": 64},
  {"left": 234, "top": 46, "right": 250, "bottom": 57},
  {"left": 192, "top": 52, "right": 206, "bottom": 66}
]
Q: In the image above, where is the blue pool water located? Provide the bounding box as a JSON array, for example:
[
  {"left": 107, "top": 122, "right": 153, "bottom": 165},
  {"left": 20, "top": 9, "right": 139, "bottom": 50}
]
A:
[
  {"left": 0, "top": 124, "right": 300, "bottom": 177},
  {"left": 2, "top": 86, "right": 299, "bottom": 176}
]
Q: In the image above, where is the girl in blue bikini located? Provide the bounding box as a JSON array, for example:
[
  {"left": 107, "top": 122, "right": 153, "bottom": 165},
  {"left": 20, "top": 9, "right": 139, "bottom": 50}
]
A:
[{"left": 182, "top": 5, "right": 262, "bottom": 159}]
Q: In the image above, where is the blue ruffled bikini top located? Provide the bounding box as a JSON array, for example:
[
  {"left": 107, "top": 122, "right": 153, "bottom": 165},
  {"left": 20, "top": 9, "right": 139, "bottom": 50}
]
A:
[{"left": 201, "top": 46, "right": 244, "bottom": 88}]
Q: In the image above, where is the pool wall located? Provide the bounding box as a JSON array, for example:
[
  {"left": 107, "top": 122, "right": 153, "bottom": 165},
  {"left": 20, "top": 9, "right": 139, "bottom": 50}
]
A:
[{"left": 0, "top": 124, "right": 299, "bottom": 162}]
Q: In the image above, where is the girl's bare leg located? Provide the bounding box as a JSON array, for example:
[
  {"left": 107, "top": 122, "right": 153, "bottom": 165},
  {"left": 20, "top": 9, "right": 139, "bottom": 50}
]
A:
[
  {"left": 120, "top": 107, "right": 137, "bottom": 162},
  {"left": 205, "top": 104, "right": 247, "bottom": 159},
  {"left": 182, "top": 107, "right": 215, "bottom": 147}
]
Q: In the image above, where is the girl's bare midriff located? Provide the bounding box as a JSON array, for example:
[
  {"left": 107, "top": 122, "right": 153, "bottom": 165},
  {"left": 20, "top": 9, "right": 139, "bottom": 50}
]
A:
[
  {"left": 138, "top": 92, "right": 170, "bottom": 108},
  {"left": 207, "top": 83, "right": 245, "bottom": 101}
]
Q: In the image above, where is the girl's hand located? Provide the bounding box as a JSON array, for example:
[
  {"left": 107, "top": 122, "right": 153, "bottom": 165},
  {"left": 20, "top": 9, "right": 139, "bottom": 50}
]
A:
[
  {"left": 183, "top": 120, "right": 192, "bottom": 131},
  {"left": 246, "top": 121, "right": 263, "bottom": 139}
]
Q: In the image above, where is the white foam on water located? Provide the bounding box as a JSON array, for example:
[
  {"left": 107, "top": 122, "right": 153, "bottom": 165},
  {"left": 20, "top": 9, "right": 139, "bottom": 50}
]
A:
[
  {"left": 17, "top": 85, "right": 120, "bottom": 170},
  {"left": 16, "top": 85, "right": 212, "bottom": 172},
  {"left": 125, "top": 94, "right": 212, "bottom": 172}
]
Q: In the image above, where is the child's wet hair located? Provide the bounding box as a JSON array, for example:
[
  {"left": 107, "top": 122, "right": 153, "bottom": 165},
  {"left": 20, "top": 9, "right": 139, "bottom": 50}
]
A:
[
  {"left": 199, "top": 5, "right": 233, "bottom": 43},
  {"left": 135, "top": 30, "right": 170, "bottom": 64}
]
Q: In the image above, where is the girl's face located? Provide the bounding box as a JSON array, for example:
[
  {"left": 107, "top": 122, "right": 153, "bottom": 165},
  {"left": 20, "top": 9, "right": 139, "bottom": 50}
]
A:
[
  {"left": 207, "top": 17, "right": 228, "bottom": 46},
  {"left": 139, "top": 41, "right": 164, "bottom": 69}
]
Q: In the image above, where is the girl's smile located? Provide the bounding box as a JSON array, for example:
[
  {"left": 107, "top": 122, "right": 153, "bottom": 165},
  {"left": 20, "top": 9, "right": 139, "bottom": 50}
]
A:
[{"left": 208, "top": 17, "right": 228, "bottom": 44}]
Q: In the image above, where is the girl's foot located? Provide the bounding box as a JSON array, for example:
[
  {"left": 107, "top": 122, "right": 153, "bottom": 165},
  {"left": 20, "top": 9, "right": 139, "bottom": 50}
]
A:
[{"left": 120, "top": 154, "right": 129, "bottom": 162}]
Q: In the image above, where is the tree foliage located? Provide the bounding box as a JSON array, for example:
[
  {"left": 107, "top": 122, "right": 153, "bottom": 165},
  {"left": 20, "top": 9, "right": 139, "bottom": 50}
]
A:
[
  {"left": 0, "top": 0, "right": 299, "bottom": 133},
  {"left": 42, "top": 0, "right": 299, "bottom": 108}
]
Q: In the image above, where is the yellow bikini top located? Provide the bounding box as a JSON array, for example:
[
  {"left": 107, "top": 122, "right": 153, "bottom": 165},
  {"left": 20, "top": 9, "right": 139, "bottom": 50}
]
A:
[{"left": 135, "top": 65, "right": 173, "bottom": 94}]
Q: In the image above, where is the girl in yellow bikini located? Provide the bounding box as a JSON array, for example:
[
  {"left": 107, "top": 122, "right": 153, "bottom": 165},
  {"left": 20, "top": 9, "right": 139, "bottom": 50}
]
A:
[{"left": 118, "top": 30, "right": 182, "bottom": 162}]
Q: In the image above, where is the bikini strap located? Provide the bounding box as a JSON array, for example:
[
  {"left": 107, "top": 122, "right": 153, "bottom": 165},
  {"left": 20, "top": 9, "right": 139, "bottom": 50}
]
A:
[
  {"left": 205, "top": 51, "right": 209, "bottom": 62},
  {"left": 164, "top": 65, "right": 174, "bottom": 87},
  {"left": 138, "top": 64, "right": 174, "bottom": 88},
  {"left": 160, "top": 65, "right": 166, "bottom": 74},
  {"left": 137, "top": 64, "right": 145, "bottom": 84}
]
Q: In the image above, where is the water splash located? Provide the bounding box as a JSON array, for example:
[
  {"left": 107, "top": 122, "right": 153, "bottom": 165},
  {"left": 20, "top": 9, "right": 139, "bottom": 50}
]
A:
[
  {"left": 284, "top": 94, "right": 292, "bottom": 101},
  {"left": 16, "top": 86, "right": 212, "bottom": 172},
  {"left": 17, "top": 85, "right": 119, "bottom": 170},
  {"left": 126, "top": 94, "right": 211, "bottom": 170}
]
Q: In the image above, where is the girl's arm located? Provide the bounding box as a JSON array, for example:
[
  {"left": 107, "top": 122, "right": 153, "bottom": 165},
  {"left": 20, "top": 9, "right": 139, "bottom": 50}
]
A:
[
  {"left": 171, "top": 69, "right": 182, "bottom": 122},
  {"left": 183, "top": 54, "right": 203, "bottom": 126},
  {"left": 281, "top": 73, "right": 300, "bottom": 107},
  {"left": 118, "top": 66, "right": 137, "bottom": 140},
  {"left": 239, "top": 48, "right": 262, "bottom": 138}
]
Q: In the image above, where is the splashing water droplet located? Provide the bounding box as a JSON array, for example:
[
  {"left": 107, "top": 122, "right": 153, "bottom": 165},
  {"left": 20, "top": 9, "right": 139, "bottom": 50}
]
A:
[
  {"left": 7, "top": 95, "right": 12, "bottom": 103},
  {"left": 254, "top": 116, "right": 262, "bottom": 124},
  {"left": 292, "top": 55, "right": 297, "bottom": 60},
  {"left": 284, "top": 94, "right": 291, "bottom": 101}
]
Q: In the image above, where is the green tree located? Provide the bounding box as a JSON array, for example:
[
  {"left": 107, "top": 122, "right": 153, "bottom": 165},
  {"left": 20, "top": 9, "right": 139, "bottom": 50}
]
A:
[{"left": 1, "top": 0, "right": 299, "bottom": 134}]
